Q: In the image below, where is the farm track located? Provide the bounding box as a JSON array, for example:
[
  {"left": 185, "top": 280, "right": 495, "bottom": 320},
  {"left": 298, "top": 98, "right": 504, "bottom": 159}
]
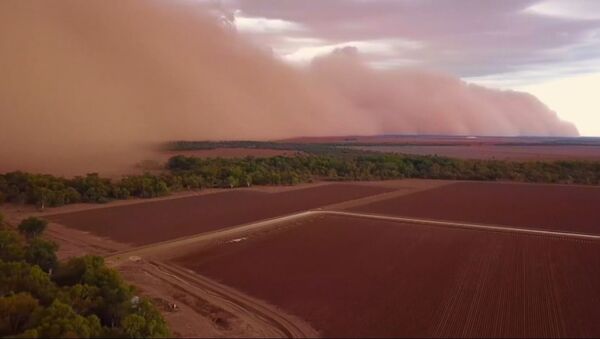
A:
[
  {"left": 109, "top": 208, "right": 600, "bottom": 262},
  {"left": 318, "top": 180, "right": 454, "bottom": 210},
  {"left": 144, "top": 261, "right": 319, "bottom": 338},
  {"left": 324, "top": 211, "right": 600, "bottom": 241},
  {"left": 106, "top": 211, "right": 315, "bottom": 260}
]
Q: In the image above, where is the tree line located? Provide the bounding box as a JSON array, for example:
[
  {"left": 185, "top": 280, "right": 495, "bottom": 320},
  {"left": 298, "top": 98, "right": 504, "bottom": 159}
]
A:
[
  {"left": 0, "top": 214, "right": 170, "bottom": 338},
  {"left": 1, "top": 153, "right": 599, "bottom": 208}
]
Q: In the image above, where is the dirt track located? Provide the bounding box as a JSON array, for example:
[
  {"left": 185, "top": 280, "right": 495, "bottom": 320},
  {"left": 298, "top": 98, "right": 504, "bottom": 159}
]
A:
[
  {"left": 151, "top": 262, "right": 319, "bottom": 337},
  {"left": 109, "top": 258, "right": 318, "bottom": 338}
]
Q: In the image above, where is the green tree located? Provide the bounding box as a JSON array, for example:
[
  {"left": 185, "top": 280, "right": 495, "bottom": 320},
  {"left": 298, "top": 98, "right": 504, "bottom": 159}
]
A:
[
  {"left": 53, "top": 256, "right": 133, "bottom": 325},
  {"left": 121, "top": 299, "right": 170, "bottom": 338},
  {"left": 33, "top": 300, "right": 102, "bottom": 338},
  {"left": 0, "top": 292, "right": 40, "bottom": 336},
  {"left": 121, "top": 314, "right": 146, "bottom": 338},
  {"left": 0, "top": 260, "right": 57, "bottom": 304},
  {"left": 25, "top": 239, "right": 58, "bottom": 272},
  {"left": 57, "top": 284, "right": 103, "bottom": 316},
  {"left": 18, "top": 217, "right": 47, "bottom": 240},
  {"left": 0, "top": 229, "right": 25, "bottom": 262},
  {"left": 225, "top": 175, "right": 239, "bottom": 188}
]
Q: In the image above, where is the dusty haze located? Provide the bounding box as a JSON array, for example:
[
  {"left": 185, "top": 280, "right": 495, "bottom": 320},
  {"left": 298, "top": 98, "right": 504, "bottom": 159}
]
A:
[{"left": 0, "top": 0, "right": 578, "bottom": 175}]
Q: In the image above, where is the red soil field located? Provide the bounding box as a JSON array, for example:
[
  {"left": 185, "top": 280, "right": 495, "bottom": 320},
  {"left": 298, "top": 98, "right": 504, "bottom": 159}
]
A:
[
  {"left": 282, "top": 135, "right": 600, "bottom": 147},
  {"left": 350, "top": 145, "right": 600, "bottom": 160},
  {"left": 175, "top": 214, "right": 600, "bottom": 337},
  {"left": 48, "top": 183, "right": 392, "bottom": 245},
  {"left": 159, "top": 148, "right": 301, "bottom": 160},
  {"left": 349, "top": 181, "right": 600, "bottom": 235},
  {"left": 282, "top": 134, "right": 507, "bottom": 145}
]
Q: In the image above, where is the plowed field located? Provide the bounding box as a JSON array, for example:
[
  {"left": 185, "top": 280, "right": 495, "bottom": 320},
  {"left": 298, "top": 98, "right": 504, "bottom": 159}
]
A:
[
  {"left": 175, "top": 214, "right": 600, "bottom": 337},
  {"left": 349, "top": 182, "right": 600, "bottom": 234},
  {"left": 48, "top": 183, "right": 392, "bottom": 245}
]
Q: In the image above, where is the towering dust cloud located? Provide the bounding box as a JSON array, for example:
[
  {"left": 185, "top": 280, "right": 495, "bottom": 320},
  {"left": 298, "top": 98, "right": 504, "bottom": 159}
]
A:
[{"left": 0, "top": 0, "right": 578, "bottom": 174}]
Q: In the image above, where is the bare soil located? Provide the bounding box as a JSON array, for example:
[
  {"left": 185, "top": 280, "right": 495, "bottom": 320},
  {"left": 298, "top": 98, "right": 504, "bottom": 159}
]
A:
[
  {"left": 282, "top": 135, "right": 600, "bottom": 147},
  {"left": 159, "top": 148, "right": 302, "bottom": 160},
  {"left": 47, "top": 183, "right": 394, "bottom": 245},
  {"left": 174, "top": 214, "right": 600, "bottom": 338},
  {"left": 115, "top": 259, "right": 241, "bottom": 338},
  {"left": 348, "top": 181, "right": 600, "bottom": 234},
  {"left": 350, "top": 145, "right": 600, "bottom": 160}
]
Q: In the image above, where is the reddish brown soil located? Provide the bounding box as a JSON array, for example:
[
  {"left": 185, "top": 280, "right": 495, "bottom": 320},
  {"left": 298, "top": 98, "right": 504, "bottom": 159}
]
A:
[
  {"left": 282, "top": 134, "right": 506, "bottom": 145},
  {"left": 282, "top": 135, "right": 600, "bottom": 146},
  {"left": 350, "top": 145, "right": 600, "bottom": 160},
  {"left": 175, "top": 214, "right": 600, "bottom": 337},
  {"left": 160, "top": 148, "right": 300, "bottom": 160},
  {"left": 349, "top": 181, "right": 600, "bottom": 235},
  {"left": 48, "top": 183, "right": 393, "bottom": 245}
]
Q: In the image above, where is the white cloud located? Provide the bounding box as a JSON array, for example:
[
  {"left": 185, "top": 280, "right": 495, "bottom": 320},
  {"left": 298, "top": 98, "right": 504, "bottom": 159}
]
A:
[
  {"left": 525, "top": 0, "right": 600, "bottom": 20},
  {"left": 283, "top": 38, "right": 422, "bottom": 64},
  {"left": 370, "top": 58, "right": 422, "bottom": 69},
  {"left": 233, "top": 12, "right": 305, "bottom": 34}
]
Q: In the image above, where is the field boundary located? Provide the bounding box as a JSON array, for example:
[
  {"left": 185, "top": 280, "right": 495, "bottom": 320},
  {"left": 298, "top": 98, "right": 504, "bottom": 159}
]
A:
[
  {"left": 318, "top": 181, "right": 454, "bottom": 211},
  {"left": 108, "top": 208, "right": 600, "bottom": 262},
  {"left": 320, "top": 210, "right": 600, "bottom": 240},
  {"left": 106, "top": 211, "right": 315, "bottom": 260}
]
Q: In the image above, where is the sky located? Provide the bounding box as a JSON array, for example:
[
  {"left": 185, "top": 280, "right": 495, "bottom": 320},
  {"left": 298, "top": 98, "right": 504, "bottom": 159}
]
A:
[{"left": 209, "top": 0, "right": 600, "bottom": 136}]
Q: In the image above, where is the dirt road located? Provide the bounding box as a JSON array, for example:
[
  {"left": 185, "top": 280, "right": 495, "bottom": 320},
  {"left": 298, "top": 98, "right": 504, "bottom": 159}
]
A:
[
  {"left": 110, "top": 209, "right": 600, "bottom": 263},
  {"left": 110, "top": 258, "right": 318, "bottom": 338}
]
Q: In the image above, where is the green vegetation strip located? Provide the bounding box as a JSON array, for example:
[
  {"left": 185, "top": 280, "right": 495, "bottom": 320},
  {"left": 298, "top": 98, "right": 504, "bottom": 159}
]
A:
[{"left": 1, "top": 153, "right": 599, "bottom": 208}]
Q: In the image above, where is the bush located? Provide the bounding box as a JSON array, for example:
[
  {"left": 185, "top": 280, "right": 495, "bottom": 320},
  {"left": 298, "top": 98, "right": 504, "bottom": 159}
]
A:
[
  {"left": 25, "top": 239, "right": 58, "bottom": 273},
  {"left": 18, "top": 217, "right": 47, "bottom": 240}
]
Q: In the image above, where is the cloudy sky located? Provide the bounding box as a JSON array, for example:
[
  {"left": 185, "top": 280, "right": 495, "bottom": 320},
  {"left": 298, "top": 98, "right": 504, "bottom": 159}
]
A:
[{"left": 209, "top": 0, "right": 600, "bottom": 136}]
